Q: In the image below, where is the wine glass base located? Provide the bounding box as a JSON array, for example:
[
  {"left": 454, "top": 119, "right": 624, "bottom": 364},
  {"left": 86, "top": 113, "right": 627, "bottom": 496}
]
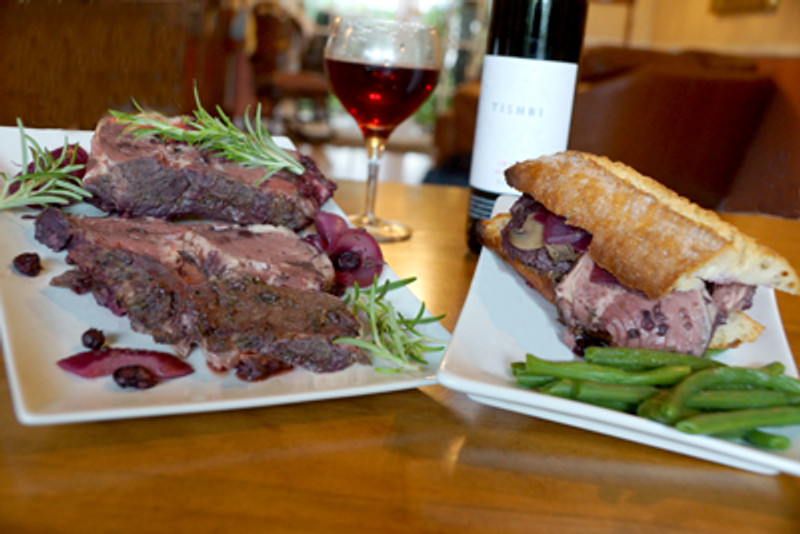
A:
[{"left": 349, "top": 214, "right": 411, "bottom": 243}]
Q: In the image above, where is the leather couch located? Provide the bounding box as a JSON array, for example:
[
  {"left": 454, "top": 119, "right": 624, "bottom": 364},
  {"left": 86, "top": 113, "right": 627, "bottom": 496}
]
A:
[{"left": 432, "top": 46, "right": 799, "bottom": 215}]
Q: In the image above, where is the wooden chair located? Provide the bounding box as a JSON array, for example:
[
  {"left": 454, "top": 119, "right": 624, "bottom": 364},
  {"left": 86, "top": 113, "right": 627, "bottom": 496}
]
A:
[
  {"left": 249, "top": 3, "right": 332, "bottom": 142},
  {"left": 0, "top": 1, "right": 228, "bottom": 130}
]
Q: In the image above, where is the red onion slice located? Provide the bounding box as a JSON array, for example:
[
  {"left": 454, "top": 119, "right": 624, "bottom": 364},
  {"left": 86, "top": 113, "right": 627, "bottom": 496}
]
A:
[
  {"left": 328, "top": 228, "right": 384, "bottom": 287},
  {"left": 22, "top": 144, "right": 89, "bottom": 178},
  {"left": 312, "top": 211, "right": 385, "bottom": 287},
  {"left": 8, "top": 144, "right": 89, "bottom": 202},
  {"left": 57, "top": 348, "right": 194, "bottom": 380},
  {"left": 314, "top": 211, "right": 350, "bottom": 249},
  {"left": 543, "top": 213, "right": 592, "bottom": 252},
  {"left": 302, "top": 233, "right": 326, "bottom": 252},
  {"left": 589, "top": 263, "right": 622, "bottom": 286},
  {"left": 544, "top": 213, "right": 582, "bottom": 243},
  {"left": 532, "top": 205, "right": 548, "bottom": 224}
]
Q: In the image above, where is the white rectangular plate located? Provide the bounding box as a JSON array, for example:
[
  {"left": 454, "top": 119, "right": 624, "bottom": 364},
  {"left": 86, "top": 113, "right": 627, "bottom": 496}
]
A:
[
  {"left": 438, "top": 195, "right": 800, "bottom": 476},
  {"left": 0, "top": 126, "right": 449, "bottom": 425}
]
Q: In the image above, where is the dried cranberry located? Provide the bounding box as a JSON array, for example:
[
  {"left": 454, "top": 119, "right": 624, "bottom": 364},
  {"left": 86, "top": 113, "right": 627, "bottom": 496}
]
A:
[
  {"left": 113, "top": 365, "right": 159, "bottom": 389},
  {"left": 12, "top": 252, "right": 42, "bottom": 276},
  {"left": 640, "top": 310, "right": 656, "bottom": 331},
  {"left": 81, "top": 328, "right": 106, "bottom": 350},
  {"left": 572, "top": 332, "right": 610, "bottom": 357}
]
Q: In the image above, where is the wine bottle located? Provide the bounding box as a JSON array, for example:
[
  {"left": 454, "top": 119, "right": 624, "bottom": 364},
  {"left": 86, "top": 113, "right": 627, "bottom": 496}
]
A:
[{"left": 466, "top": 0, "right": 588, "bottom": 253}]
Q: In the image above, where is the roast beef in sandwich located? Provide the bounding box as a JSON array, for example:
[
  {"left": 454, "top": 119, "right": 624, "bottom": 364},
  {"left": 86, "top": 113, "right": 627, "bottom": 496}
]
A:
[{"left": 478, "top": 151, "right": 799, "bottom": 356}]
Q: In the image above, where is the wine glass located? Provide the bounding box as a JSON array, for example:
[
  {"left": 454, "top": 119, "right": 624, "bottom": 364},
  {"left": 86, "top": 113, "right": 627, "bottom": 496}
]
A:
[{"left": 324, "top": 17, "right": 441, "bottom": 242}]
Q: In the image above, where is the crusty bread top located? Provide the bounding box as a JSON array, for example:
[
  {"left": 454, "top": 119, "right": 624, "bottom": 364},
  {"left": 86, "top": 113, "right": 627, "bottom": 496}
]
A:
[{"left": 505, "top": 151, "right": 799, "bottom": 299}]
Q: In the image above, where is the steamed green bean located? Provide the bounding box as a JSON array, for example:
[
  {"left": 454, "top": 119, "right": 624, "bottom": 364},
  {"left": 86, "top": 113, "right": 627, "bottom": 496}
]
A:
[
  {"left": 584, "top": 346, "right": 724, "bottom": 371},
  {"left": 523, "top": 354, "right": 691, "bottom": 386},
  {"left": 510, "top": 348, "right": 800, "bottom": 451},
  {"left": 675, "top": 406, "right": 800, "bottom": 436}
]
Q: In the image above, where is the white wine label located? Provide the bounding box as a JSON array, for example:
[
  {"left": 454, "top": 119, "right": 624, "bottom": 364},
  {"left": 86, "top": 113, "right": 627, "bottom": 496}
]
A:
[{"left": 468, "top": 55, "right": 578, "bottom": 195}]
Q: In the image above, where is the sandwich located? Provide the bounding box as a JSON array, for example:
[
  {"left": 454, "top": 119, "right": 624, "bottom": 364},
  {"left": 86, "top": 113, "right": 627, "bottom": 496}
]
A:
[{"left": 478, "top": 151, "right": 799, "bottom": 356}]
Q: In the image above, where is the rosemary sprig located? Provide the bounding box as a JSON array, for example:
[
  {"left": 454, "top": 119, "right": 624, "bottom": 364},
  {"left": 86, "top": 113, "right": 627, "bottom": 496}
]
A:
[
  {"left": 110, "top": 89, "right": 305, "bottom": 184},
  {"left": 0, "top": 120, "right": 91, "bottom": 211},
  {"left": 336, "top": 277, "right": 446, "bottom": 373}
]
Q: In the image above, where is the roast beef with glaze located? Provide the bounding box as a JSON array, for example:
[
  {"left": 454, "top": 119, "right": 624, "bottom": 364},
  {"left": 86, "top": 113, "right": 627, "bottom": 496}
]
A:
[
  {"left": 35, "top": 208, "right": 335, "bottom": 292},
  {"left": 82, "top": 116, "right": 336, "bottom": 230},
  {"left": 34, "top": 210, "right": 367, "bottom": 379}
]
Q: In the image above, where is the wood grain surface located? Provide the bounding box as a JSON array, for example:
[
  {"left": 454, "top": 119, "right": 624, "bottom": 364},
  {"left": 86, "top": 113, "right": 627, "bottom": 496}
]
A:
[{"left": 1, "top": 181, "right": 799, "bottom": 534}]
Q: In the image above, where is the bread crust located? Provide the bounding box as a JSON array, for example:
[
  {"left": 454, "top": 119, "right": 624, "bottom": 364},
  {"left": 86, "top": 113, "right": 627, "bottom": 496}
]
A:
[
  {"left": 709, "top": 311, "right": 764, "bottom": 349},
  {"left": 505, "top": 151, "right": 799, "bottom": 299}
]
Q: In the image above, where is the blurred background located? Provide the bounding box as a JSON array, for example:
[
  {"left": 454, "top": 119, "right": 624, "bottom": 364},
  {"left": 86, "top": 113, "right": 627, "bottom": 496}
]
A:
[{"left": 1, "top": 0, "right": 798, "bottom": 216}]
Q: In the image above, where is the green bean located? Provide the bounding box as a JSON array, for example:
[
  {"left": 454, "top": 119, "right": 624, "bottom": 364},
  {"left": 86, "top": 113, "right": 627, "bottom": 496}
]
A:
[
  {"left": 704, "top": 348, "right": 727, "bottom": 358},
  {"left": 675, "top": 406, "right": 800, "bottom": 435},
  {"left": 524, "top": 353, "right": 692, "bottom": 386},
  {"left": 636, "top": 391, "right": 668, "bottom": 422},
  {"left": 539, "top": 379, "right": 636, "bottom": 412},
  {"left": 511, "top": 362, "right": 555, "bottom": 388},
  {"left": 574, "top": 380, "right": 658, "bottom": 405},
  {"left": 515, "top": 374, "right": 556, "bottom": 389},
  {"left": 509, "top": 352, "right": 800, "bottom": 451},
  {"left": 638, "top": 390, "right": 700, "bottom": 424},
  {"left": 658, "top": 367, "right": 800, "bottom": 423},
  {"left": 760, "top": 361, "right": 786, "bottom": 376},
  {"left": 685, "top": 390, "right": 800, "bottom": 411},
  {"left": 704, "top": 427, "right": 790, "bottom": 450},
  {"left": 540, "top": 379, "right": 576, "bottom": 398},
  {"left": 743, "top": 429, "right": 791, "bottom": 451},
  {"left": 584, "top": 346, "right": 724, "bottom": 371}
]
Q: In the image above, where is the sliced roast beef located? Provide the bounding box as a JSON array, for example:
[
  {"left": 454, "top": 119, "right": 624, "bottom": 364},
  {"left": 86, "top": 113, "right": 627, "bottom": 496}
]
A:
[
  {"left": 82, "top": 116, "right": 336, "bottom": 230},
  {"left": 708, "top": 282, "right": 756, "bottom": 318},
  {"left": 48, "top": 244, "right": 366, "bottom": 377},
  {"left": 34, "top": 210, "right": 368, "bottom": 379},
  {"left": 35, "top": 208, "right": 334, "bottom": 292},
  {"left": 187, "top": 275, "right": 368, "bottom": 373},
  {"left": 556, "top": 255, "right": 722, "bottom": 356}
]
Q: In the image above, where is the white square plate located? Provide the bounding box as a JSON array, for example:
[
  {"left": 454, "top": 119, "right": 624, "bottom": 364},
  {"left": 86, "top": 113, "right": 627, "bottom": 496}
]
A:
[
  {"left": 0, "top": 126, "right": 449, "bottom": 425},
  {"left": 437, "top": 195, "right": 800, "bottom": 476}
]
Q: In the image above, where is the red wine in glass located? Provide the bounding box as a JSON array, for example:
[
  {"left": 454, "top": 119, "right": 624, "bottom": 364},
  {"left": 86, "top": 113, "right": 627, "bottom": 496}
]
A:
[
  {"left": 326, "top": 58, "right": 439, "bottom": 139},
  {"left": 324, "top": 17, "right": 441, "bottom": 242}
]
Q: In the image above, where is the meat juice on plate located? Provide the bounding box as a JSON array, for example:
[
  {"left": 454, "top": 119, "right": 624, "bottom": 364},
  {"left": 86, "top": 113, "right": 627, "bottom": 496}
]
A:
[{"left": 325, "top": 58, "right": 439, "bottom": 138}]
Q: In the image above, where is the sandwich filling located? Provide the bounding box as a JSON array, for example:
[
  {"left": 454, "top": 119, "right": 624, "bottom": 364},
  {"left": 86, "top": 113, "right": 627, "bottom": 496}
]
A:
[{"left": 501, "top": 195, "right": 756, "bottom": 356}]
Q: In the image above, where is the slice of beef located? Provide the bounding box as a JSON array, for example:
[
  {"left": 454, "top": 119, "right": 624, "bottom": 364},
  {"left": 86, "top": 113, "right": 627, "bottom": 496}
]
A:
[
  {"left": 35, "top": 208, "right": 334, "bottom": 292},
  {"left": 708, "top": 282, "right": 756, "bottom": 318},
  {"left": 35, "top": 209, "right": 367, "bottom": 379},
  {"left": 556, "top": 255, "right": 718, "bottom": 356},
  {"left": 44, "top": 242, "right": 366, "bottom": 379},
  {"left": 82, "top": 116, "right": 336, "bottom": 230},
  {"left": 186, "top": 275, "right": 368, "bottom": 373},
  {"left": 50, "top": 244, "right": 201, "bottom": 354}
]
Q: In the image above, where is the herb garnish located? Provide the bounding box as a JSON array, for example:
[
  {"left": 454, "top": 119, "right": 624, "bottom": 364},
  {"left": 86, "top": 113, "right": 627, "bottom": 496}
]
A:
[
  {"left": 336, "top": 277, "right": 446, "bottom": 373},
  {"left": 0, "top": 120, "right": 90, "bottom": 211},
  {"left": 110, "top": 90, "right": 305, "bottom": 184}
]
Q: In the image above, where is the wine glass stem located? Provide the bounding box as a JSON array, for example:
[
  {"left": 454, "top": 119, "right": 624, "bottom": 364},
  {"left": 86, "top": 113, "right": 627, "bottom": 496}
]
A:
[{"left": 363, "top": 134, "right": 387, "bottom": 224}]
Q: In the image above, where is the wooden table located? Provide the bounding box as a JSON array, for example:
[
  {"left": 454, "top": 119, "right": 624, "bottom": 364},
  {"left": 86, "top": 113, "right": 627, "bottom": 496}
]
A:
[{"left": 2, "top": 181, "right": 799, "bottom": 533}]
